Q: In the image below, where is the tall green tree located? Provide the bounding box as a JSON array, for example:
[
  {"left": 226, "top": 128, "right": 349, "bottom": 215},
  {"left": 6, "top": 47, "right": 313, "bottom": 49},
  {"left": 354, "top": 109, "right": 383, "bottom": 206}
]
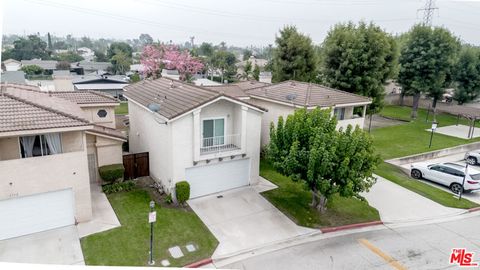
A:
[
  {"left": 198, "top": 42, "right": 214, "bottom": 57},
  {"left": 272, "top": 26, "right": 317, "bottom": 83},
  {"left": 453, "top": 46, "right": 480, "bottom": 104},
  {"left": 321, "top": 21, "right": 398, "bottom": 114},
  {"left": 243, "top": 49, "right": 253, "bottom": 60},
  {"left": 54, "top": 51, "right": 84, "bottom": 62},
  {"left": 267, "top": 108, "right": 379, "bottom": 212},
  {"left": 7, "top": 35, "right": 51, "bottom": 60},
  {"left": 110, "top": 50, "right": 132, "bottom": 75},
  {"left": 107, "top": 42, "right": 133, "bottom": 59},
  {"left": 94, "top": 50, "right": 108, "bottom": 62},
  {"left": 398, "top": 24, "right": 460, "bottom": 119},
  {"left": 47, "top": 32, "right": 53, "bottom": 50},
  {"left": 139, "top": 33, "right": 153, "bottom": 46},
  {"left": 211, "top": 50, "right": 237, "bottom": 83}
]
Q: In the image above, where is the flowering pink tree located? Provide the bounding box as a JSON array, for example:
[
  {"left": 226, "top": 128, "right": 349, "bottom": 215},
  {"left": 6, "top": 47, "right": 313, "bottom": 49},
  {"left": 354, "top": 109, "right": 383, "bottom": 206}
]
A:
[
  {"left": 141, "top": 45, "right": 204, "bottom": 81},
  {"left": 140, "top": 45, "right": 163, "bottom": 78}
]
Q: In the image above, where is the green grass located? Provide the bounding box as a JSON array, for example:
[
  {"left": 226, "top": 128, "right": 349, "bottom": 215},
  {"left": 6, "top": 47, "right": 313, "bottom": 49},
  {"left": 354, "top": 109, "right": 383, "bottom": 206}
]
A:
[
  {"left": 115, "top": 102, "right": 128, "bottom": 115},
  {"left": 373, "top": 105, "right": 480, "bottom": 160},
  {"left": 375, "top": 162, "right": 479, "bottom": 209},
  {"left": 260, "top": 161, "right": 380, "bottom": 228},
  {"left": 80, "top": 189, "right": 217, "bottom": 267}
]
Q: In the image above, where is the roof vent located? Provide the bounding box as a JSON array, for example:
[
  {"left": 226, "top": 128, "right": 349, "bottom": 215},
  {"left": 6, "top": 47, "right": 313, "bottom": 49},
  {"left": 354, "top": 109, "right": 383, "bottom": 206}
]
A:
[
  {"left": 147, "top": 103, "right": 161, "bottom": 112},
  {"left": 291, "top": 81, "right": 296, "bottom": 86},
  {"left": 170, "top": 80, "right": 175, "bottom": 88},
  {"left": 286, "top": 93, "right": 297, "bottom": 101}
]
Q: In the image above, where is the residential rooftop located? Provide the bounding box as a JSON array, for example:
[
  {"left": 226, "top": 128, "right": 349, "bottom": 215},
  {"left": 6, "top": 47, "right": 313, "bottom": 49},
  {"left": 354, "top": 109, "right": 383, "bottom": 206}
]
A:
[{"left": 246, "top": 80, "right": 372, "bottom": 107}]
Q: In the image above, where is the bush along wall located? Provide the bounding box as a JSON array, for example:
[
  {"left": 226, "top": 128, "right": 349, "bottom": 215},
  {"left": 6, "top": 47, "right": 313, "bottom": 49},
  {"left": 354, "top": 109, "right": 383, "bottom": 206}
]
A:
[
  {"left": 102, "top": 180, "right": 135, "bottom": 194},
  {"left": 175, "top": 181, "right": 190, "bottom": 205},
  {"left": 98, "top": 164, "right": 125, "bottom": 184}
]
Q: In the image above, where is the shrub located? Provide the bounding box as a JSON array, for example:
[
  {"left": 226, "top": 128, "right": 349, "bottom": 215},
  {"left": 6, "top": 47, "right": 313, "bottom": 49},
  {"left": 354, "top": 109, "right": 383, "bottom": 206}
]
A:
[
  {"left": 164, "top": 193, "right": 173, "bottom": 204},
  {"left": 98, "top": 164, "right": 125, "bottom": 183},
  {"left": 102, "top": 180, "right": 135, "bottom": 194},
  {"left": 175, "top": 181, "right": 190, "bottom": 204}
]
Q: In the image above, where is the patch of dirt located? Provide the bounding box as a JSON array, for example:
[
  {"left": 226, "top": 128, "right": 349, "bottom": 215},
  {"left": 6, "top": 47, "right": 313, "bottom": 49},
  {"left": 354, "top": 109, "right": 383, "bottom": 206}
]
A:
[
  {"left": 135, "top": 176, "right": 192, "bottom": 212},
  {"left": 364, "top": 114, "right": 407, "bottom": 130}
]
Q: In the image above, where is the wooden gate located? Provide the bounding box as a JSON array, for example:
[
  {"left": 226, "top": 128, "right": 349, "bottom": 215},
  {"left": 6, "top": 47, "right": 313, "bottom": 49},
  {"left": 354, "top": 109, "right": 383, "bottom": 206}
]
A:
[{"left": 123, "top": 152, "right": 149, "bottom": 180}]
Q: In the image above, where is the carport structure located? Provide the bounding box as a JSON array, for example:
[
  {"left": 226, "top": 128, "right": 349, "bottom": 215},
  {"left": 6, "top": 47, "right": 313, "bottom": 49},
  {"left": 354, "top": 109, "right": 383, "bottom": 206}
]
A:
[{"left": 430, "top": 104, "right": 480, "bottom": 139}]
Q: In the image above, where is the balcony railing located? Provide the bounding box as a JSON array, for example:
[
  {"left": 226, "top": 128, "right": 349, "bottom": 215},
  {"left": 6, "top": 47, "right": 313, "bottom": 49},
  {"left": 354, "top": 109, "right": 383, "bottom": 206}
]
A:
[{"left": 200, "top": 134, "right": 241, "bottom": 155}]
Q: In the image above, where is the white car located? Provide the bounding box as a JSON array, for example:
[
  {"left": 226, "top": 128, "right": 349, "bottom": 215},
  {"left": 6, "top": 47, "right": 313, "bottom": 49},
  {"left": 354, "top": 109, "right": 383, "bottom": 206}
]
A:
[
  {"left": 410, "top": 162, "right": 480, "bottom": 194},
  {"left": 465, "top": 150, "right": 480, "bottom": 165}
]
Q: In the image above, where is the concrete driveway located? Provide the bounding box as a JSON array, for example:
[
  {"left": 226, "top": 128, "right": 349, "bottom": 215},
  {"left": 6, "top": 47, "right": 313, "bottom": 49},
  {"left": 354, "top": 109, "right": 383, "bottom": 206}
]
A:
[
  {"left": 0, "top": 226, "right": 84, "bottom": 265},
  {"left": 363, "top": 176, "right": 464, "bottom": 223},
  {"left": 188, "top": 187, "right": 315, "bottom": 258}
]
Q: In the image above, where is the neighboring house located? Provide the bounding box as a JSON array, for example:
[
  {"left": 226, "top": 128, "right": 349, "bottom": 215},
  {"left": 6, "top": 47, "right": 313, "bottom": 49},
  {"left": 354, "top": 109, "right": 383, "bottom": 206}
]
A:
[
  {"left": 77, "top": 47, "right": 95, "bottom": 61},
  {"left": 205, "top": 80, "right": 372, "bottom": 146},
  {"left": 0, "top": 83, "right": 125, "bottom": 240},
  {"left": 161, "top": 69, "right": 180, "bottom": 80},
  {"left": 193, "top": 78, "right": 221, "bottom": 87},
  {"left": 1, "top": 71, "right": 26, "bottom": 84},
  {"left": 73, "top": 75, "right": 129, "bottom": 99},
  {"left": 125, "top": 78, "right": 265, "bottom": 198},
  {"left": 71, "top": 61, "right": 113, "bottom": 75},
  {"left": 20, "top": 59, "right": 58, "bottom": 73},
  {"left": 259, "top": 71, "right": 272, "bottom": 84},
  {"left": 130, "top": 64, "right": 145, "bottom": 74},
  {"left": 2, "top": 59, "right": 21, "bottom": 71}
]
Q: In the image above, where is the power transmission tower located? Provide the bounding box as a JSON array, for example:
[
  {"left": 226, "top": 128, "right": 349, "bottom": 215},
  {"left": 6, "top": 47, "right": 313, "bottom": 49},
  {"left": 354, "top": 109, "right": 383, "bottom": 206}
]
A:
[
  {"left": 190, "top": 36, "right": 195, "bottom": 48},
  {"left": 418, "top": 0, "right": 438, "bottom": 26}
]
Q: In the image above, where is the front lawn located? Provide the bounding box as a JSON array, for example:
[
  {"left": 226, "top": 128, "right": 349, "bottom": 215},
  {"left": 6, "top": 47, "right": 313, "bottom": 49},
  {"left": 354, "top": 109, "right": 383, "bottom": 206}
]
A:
[
  {"left": 373, "top": 105, "right": 480, "bottom": 160},
  {"left": 81, "top": 189, "right": 217, "bottom": 267},
  {"left": 260, "top": 161, "right": 380, "bottom": 228},
  {"left": 115, "top": 102, "right": 128, "bottom": 115},
  {"left": 375, "top": 162, "right": 479, "bottom": 209}
]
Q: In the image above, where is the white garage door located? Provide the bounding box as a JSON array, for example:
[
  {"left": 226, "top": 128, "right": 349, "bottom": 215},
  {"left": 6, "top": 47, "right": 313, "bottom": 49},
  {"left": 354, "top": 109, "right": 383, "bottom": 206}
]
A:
[
  {"left": 0, "top": 189, "right": 75, "bottom": 240},
  {"left": 186, "top": 158, "right": 250, "bottom": 198}
]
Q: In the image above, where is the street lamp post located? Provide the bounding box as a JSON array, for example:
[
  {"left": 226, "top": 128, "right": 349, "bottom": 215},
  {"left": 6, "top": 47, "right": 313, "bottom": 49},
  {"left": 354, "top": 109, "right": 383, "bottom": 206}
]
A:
[
  {"left": 429, "top": 121, "right": 438, "bottom": 148},
  {"left": 148, "top": 200, "right": 156, "bottom": 265}
]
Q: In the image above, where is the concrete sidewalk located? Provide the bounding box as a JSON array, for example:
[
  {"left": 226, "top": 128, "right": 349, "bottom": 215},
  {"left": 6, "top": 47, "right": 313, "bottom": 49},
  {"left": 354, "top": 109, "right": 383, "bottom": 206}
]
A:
[
  {"left": 76, "top": 184, "right": 121, "bottom": 238},
  {"left": 363, "top": 176, "right": 465, "bottom": 223}
]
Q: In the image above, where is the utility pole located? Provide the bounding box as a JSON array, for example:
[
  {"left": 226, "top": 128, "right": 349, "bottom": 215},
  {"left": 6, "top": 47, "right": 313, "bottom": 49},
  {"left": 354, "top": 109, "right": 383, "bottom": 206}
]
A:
[{"left": 418, "top": 0, "right": 438, "bottom": 26}]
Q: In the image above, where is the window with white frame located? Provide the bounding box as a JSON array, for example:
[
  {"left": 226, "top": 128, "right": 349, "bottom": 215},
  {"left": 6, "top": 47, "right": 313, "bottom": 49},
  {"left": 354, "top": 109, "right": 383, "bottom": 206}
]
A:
[
  {"left": 20, "top": 133, "right": 63, "bottom": 158},
  {"left": 334, "top": 107, "right": 346, "bottom": 120},
  {"left": 202, "top": 118, "right": 225, "bottom": 147}
]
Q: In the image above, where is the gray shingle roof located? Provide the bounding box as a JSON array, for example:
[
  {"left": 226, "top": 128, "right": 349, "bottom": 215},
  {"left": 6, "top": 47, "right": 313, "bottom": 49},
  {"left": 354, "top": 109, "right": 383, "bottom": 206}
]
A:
[
  {"left": 0, "top": 92, "right": 90, "bottom": 133},
  {"left": 246, "top": 80, "right": 371, "bottom": 107},
  {"left": 49, "top": 91, "right": 119, "bottom": 105},
  {"left": 124, "top": 78, "right": 265, "bottom": 120}
]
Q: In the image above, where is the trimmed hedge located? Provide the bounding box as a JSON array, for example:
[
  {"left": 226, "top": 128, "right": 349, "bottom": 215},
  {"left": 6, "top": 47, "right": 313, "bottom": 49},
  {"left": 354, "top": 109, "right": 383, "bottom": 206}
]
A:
[
  {"left": 102, "top": 180, "right": 135, "bottom": 194},
  {"left": 175, "top": 181, "right": 190, "bottom": 204},
  {"left": 99, "top": 164, "right": 125, "bottom": 183}
]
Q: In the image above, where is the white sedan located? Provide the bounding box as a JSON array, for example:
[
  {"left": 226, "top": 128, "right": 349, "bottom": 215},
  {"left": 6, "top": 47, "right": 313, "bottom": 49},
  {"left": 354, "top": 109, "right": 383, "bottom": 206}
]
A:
[{"left": 410, "top": 162, "right": 480, "bottom": 194}]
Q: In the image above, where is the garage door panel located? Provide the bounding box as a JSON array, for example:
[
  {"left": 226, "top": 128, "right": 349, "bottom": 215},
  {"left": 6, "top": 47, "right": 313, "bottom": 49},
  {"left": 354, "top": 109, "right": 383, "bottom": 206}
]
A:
[
  {"left": 0, "top": 189, "right": 75, "bottom": 240},
  {"left": 186, "top": 158, "right": 250, "bottom": 198}
]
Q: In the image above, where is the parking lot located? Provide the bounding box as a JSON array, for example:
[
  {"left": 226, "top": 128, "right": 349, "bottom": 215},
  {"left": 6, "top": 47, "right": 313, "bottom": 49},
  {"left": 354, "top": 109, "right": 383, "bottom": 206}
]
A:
[{"left": 399, "top": 152, "right": 480, "bottom": 204}]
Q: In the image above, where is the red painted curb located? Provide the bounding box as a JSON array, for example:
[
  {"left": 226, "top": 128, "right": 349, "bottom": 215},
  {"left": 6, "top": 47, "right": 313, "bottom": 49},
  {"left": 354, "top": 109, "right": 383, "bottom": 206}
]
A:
[
  {"left": 320, "top": 220, "right": 383, "bottom": 233},
  {"left": 184, "top": 258, "right": 213, "bottom": 268},
  {"left": 468, "top": 207, "right": 480, "bottom": 213}
]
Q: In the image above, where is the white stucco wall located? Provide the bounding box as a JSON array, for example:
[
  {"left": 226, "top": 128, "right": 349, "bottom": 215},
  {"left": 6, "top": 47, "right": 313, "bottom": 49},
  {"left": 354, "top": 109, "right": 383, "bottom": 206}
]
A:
[
  {"left": 0, "top": 132, "right": 92, "bottom": 222},
  {"left": 248, "top": 98, "right": 295, "bottom": 146},
  {"left": 336, "top": 117, "right": 366, "bottom": 131},
  {"left": 128, "top": 100, "right": 173, "bottom": 189},
  {"left": 95, "top": 136, "right": 123, "bottom": 167},
  {"left": 128, "top": 97, "right": 263, "bottom": 194},
  {"left": 4, "top": 62, "right": 21, "bottom": 71},
  {"left": 81, "top": 106, "right": 116, "bottom": 129}
]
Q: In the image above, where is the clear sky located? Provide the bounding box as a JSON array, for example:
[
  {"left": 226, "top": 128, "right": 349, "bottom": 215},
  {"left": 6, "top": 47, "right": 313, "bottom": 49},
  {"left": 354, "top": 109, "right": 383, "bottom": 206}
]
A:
[{"left": 2, "top": 0, "right": 480, "bottom": 47}]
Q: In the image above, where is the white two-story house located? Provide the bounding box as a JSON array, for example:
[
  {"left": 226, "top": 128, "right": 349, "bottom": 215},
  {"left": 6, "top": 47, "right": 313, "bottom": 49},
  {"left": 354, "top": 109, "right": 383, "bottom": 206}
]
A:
[
  {"left": 125, "top": 78, "right": 265, "bottom": 198},
  {"left": 0, "top": 84, "right": 125, "bottom": 240}
]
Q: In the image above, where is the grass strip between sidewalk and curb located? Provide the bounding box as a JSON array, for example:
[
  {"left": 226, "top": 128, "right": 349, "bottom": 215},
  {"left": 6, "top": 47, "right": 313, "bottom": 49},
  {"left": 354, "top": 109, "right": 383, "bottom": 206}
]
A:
[
  {"left": 260, "top": 160, "right": 380, "bottom": 228},
  {"left": 375, "top": 162, "right": 479, "bottom": 209}
]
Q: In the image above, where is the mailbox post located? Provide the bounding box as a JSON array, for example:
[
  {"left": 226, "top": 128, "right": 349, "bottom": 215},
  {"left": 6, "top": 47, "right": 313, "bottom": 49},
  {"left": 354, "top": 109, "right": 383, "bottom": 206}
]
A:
[
  {"left": 148, "top": 201, "right": 156, "bottom": 265},
  {"left": 429, "top": 122, "right": 438, "bottom": 148}
]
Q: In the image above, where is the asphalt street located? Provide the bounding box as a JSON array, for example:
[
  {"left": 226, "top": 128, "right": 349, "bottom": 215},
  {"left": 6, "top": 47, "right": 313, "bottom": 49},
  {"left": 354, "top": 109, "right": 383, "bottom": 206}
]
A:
[{"left": 223, "top": 214, "right": 480, "bottom": 270}]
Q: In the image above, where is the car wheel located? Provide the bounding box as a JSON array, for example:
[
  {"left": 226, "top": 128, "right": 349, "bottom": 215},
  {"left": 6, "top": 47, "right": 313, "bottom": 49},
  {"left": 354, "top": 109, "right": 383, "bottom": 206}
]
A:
[
  {"left": 467, "top": 156, "right": 477, "bottom": 165},
  {"left": 450, "top": 183, "right": 464, "bottom": 194},
  {"left": 411, "top": 169, "right": 422, "bottom": 179}
]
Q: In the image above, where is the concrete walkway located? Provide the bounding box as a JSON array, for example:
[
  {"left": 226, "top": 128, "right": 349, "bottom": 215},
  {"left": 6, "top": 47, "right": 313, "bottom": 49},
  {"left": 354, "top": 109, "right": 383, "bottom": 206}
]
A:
[
  {"left": 427, "top": 124, "right": 480, "bottom": 139},
  {"left": 77, "top": 184, "right": 121, "bottom": 238},
  {"left": 363, "top": 176, "right": 465, "bottom": 223},
  {"left": 188, "top": 187, "right": 315, "bottom": 258},
  {"left": 0, "top": 226, "right": 84, "bottom": 265}
]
